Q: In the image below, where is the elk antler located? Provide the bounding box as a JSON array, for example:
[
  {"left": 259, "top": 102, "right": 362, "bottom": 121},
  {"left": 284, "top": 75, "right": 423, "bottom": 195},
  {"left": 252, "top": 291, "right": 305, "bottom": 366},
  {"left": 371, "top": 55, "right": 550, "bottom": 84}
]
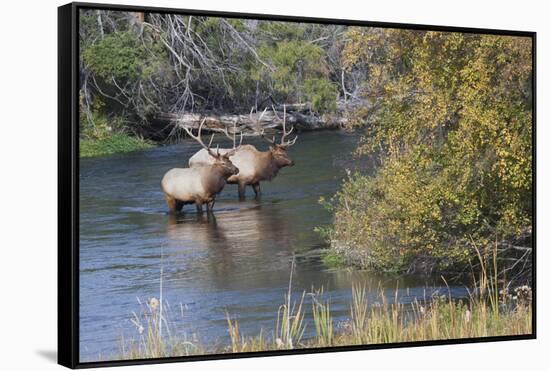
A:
[
  {"left": 260, "top": 131, "right": 276, "bottom": 146},
  {"left": 222, "top": 120, "right": 244, "bottom": 149},
  {"left": 280, "top": 104, "right": 297, "bottom": 147},
  {"left": 224, "top": 142, "right": 242, "bottom": 157},
  {"left": 265, "top": 104, "right": 298, "bottom": 148},
  {"left": 248, "top": 106, "right": 277, "bottom": 146},
  {"left": 221, "top": 123, "right": 243, "bottom": 157},
  {"left": 249, "top": 106, "right": 269, "bottom": 127},
  {"left": 183, "top": 118, "right": 218, "bottom": 158}
]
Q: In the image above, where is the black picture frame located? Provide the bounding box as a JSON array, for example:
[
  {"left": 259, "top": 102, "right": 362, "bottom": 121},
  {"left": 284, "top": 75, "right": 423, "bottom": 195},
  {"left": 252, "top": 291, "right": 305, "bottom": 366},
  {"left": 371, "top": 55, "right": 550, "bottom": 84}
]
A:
[{"left": 58, "top": 2, "right": 537, "bottom": 369}]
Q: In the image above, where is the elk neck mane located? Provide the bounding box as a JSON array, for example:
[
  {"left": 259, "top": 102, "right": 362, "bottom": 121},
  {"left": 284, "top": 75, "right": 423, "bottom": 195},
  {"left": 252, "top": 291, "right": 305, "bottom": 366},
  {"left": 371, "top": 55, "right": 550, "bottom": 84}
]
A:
[
  {"left": 201, "top": 164, "right": 230, "bottom": 195},
  {"left": 256, "top": 150, "right": 279, "bottom": 181}
]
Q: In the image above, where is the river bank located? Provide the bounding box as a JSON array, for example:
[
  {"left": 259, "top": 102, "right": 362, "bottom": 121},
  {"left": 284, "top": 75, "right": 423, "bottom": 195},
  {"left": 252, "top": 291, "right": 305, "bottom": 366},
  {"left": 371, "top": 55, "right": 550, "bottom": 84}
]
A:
[
  {"left": 117, "top": 283, "right": 532, "bottom": 361},
  {"left": 79, "top": 104, "right": 351, "bottom": 158},
  {"left": 80, "top": 133, "right": 155, "bottom": 158}
]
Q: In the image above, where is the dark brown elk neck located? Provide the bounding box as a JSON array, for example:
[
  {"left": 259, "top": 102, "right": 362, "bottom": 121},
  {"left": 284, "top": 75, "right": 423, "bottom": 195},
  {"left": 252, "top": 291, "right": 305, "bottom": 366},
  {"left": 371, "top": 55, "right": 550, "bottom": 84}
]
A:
[
  {"left": 256, "top": 151, "right": 280, "bottom": 181},
  {"left": 202, "top": 165, "right": 230, "bottom": 195}
]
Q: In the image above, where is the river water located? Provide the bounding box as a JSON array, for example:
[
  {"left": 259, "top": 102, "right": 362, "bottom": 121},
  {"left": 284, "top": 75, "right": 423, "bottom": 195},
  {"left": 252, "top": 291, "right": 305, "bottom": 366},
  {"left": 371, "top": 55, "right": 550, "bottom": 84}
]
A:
[{"left": 79, "top": 130, "right": 468, "bottom": 361}]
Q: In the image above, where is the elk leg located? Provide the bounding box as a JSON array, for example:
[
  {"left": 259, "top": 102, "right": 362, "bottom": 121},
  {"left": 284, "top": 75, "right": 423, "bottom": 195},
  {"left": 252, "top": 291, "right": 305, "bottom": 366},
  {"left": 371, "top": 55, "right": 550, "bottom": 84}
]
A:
[
  {"left": 207, "top": 199, "right": 216, "bottom": 212},
  {"left": 252, "top": 183, "right": 261, "bottom": 198},
  {"left": 175, "top": 200, "right": 184, "bottom": 212},
  {"left": 238, "top": 182, "right": 246, "bottom": 200},
  {"left": 195, "top": 202, "right": 203, "bottom": 213},
  {"left": 165, "top": 195, "right": 177, "bottom": 213}
]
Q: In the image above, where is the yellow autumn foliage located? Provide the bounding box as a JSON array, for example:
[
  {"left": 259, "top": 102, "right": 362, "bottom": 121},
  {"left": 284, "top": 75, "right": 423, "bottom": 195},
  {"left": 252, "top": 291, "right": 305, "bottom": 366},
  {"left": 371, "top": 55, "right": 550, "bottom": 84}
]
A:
[{"left": 327, "top": 30, "right": 532, "bottom": 274}]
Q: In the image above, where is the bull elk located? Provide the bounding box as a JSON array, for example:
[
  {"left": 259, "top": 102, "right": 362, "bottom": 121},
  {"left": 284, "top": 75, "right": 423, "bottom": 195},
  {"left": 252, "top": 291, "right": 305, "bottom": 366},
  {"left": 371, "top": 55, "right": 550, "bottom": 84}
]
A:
[
  {"left": 188, "top": 105, "right": 298, "bottom": 199},
  {"left": 161, "top": 119, "right": 240, "bottom": 213}
]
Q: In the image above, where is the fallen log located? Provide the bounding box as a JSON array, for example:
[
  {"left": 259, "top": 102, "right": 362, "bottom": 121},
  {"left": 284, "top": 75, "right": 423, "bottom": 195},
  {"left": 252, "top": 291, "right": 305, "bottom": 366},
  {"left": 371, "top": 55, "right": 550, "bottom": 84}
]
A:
[{"left": 148, "top": 108, "right": 347, "bottom": 141}]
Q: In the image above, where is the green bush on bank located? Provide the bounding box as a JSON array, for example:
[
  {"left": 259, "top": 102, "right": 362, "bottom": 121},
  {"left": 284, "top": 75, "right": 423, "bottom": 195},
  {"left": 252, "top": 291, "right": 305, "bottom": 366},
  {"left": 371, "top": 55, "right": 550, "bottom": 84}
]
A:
[
  {"left": 321, "top": 251, "right": 347, "bottom": 269},
  {"left": 79, "top": 99, "right": 155, "bottom": 158},
  {"left": 80, "top": 133, "right": 154, "bottom": 158}
]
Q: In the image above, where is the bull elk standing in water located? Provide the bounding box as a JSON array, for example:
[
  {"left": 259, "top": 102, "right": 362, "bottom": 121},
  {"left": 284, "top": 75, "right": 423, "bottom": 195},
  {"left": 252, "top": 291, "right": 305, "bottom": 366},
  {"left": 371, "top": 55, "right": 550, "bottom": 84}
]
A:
[
  {"left": 189, "top": 106, "right": 298, "bottom": 199},
  {"left": 161, "top": 119, "right": 240, "bottom": 213}
]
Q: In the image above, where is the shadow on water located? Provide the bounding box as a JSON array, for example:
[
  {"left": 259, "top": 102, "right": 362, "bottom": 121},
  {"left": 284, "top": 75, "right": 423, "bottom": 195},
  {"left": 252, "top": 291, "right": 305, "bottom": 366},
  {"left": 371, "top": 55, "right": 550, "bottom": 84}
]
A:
[{"left": 78, "top": 130, "right": 469, "bottom": 361}]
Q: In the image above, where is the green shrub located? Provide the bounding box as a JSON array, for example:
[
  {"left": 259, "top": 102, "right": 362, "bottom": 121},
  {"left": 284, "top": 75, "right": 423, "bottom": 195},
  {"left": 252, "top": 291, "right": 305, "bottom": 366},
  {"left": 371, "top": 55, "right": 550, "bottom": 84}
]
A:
[
  {"left": 321, "top": 252, "right": 347, "bottom": 269},
  {"left": 82, "top": 31, "right": 166, "bottom": 81},
  {"left": 257, "top": 39, "right": 338, "bottom": 114},
  {"left": 80, "top": 133, "right": 154, "bottom": 158},
  {"left": 304, "top": 78, "right": 338, "bottom": 114}
]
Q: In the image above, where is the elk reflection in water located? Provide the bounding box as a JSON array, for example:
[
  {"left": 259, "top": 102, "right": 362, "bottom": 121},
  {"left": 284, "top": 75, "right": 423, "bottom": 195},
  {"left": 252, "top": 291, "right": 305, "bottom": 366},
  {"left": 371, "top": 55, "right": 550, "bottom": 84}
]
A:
[{"left": 164, "top": 202, "right": 293, "bottom": 289}]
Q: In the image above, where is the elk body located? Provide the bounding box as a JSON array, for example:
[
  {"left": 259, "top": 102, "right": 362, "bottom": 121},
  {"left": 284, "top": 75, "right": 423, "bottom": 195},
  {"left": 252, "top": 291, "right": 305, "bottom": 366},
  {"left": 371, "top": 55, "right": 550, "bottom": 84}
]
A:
[
  {"left": 161, "top": 120, "right": 239, "bottom": 213},
  {"left": 188, "top": 106, "right": 297, "bottom": 199}
]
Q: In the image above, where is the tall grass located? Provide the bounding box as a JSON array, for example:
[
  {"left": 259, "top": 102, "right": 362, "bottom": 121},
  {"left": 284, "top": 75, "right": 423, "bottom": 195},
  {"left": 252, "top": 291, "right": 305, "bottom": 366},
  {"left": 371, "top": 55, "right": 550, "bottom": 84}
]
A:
[
  {"left": 118, "top": 252, "right": 532, "bottom": 361},
  {"left": 80, "top": 133, "right": 154, "bottom": 158},
  {"left": 311, "top": 288, "right": 333, "bottom": 346},
  {"left": 119, "top": 287, "right": 531, "bottom": 361},
  {"left": 275, "top": 259, "right": 306, "bottom": 349}
]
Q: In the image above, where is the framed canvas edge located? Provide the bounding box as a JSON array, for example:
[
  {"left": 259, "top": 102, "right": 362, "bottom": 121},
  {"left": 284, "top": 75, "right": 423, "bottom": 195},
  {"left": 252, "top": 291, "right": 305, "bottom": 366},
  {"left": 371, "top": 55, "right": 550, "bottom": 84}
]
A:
[
  {"left": 72, "top": 335, "right": 536, "bottom": 369},
  {"left": 57, "top": 2, "right": 537, "bottom": 369},
  {"left": 71, "top": 1, "right": 536, "bottom": 36},
  {"left": 58, "top": 2, "right": 79, "bottom": 369}
]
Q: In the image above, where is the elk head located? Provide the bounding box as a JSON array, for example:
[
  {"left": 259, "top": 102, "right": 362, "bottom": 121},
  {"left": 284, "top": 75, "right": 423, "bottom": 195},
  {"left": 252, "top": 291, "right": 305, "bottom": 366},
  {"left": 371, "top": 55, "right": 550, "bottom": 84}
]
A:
[
  {"left": 213, "top": 151, "right": 240, "bottom": 177},
  {"left": 184, "top": 118, "right": 241, "bottom": 177},
  {"left": 261, "top": 105, "right": 297, "bottom": 168}
]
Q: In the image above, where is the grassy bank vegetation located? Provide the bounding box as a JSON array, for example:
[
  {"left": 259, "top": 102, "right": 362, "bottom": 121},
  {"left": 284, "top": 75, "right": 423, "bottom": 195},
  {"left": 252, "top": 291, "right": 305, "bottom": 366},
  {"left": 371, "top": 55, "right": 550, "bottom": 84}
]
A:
[
  {"left": 119, "top": 284, "right": 531, "bottom": 360},
  {"left": 79, "top": 106, "right": 154, "bottom": 158},
  {"left": 118, "top": 256, "right": 532, "bottom": 360},
  {"left": 80, "top": 134, "right": 154, "bottom": 158}
]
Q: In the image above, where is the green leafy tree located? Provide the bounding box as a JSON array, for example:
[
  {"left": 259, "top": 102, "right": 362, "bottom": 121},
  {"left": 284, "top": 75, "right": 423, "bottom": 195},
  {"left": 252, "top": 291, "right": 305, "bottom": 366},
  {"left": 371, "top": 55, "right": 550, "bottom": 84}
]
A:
[
  {"left": 254, "top": 22, "right": 338, "bottom": 113},
  {"left": 82, "top": 31, "right": 167, "bottom": 80}
]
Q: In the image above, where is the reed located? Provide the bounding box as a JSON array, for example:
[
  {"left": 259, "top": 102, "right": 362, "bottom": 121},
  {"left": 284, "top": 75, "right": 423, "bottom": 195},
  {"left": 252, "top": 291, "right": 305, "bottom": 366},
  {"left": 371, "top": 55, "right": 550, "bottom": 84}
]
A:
[
  {"left": 119, "top": 285, "right": 531, "bottom": 360},
  {"left": 311, "top": 288, "right": 334, "bottom": 347},
  {"left": 118, "top": 252, "right": 531, "bottom": 360},
  {"left": 275, "top": 291, "right": 306, "bottom": 350}
]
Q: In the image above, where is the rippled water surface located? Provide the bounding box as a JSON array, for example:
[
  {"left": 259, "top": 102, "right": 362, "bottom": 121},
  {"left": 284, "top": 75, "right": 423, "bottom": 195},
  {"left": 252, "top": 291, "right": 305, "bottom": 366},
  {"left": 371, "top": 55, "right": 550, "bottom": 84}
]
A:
[{"left": 79, "top": 131, "right": 468, "bottom": 361}]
